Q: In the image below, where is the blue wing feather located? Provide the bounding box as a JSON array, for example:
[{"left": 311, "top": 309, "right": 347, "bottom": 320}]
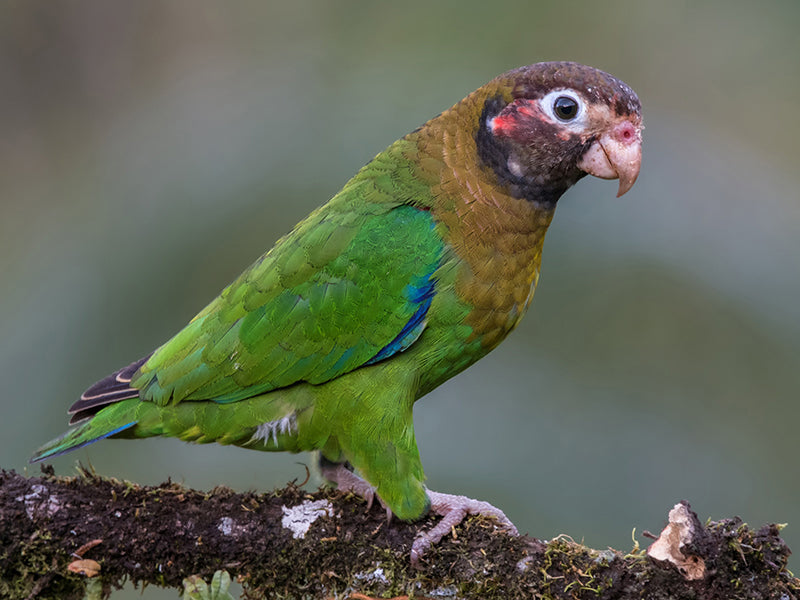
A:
[{"left": 365, "top": 272, "right": 436, "bottom": 365}]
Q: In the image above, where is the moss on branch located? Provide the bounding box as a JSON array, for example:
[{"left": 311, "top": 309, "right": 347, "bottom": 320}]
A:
[{"left": 0, "top": 467, "right": 797, "bottom": 599}]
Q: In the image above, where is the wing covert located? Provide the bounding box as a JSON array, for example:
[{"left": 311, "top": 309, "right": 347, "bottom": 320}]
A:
[{"left": 131, "top": 202, "right": 442, "bottom": 405}]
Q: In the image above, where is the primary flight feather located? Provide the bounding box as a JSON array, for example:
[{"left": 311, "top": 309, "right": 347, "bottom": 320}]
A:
[{"left": 33, "top": 61, "right": 642, "bottom": 560}]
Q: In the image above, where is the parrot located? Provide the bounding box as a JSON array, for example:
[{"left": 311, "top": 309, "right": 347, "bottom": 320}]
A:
[{"left": 32, "top": 61, "right": 642, "bottom": 562}]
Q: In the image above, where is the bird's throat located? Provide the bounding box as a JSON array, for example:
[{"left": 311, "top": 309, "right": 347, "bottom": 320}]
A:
[{"left": 408, "top": 97, "right": 557, "bottom": 351}]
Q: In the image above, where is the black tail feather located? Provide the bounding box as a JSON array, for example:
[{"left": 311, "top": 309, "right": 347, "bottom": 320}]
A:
[{"left": 68, "top": 354, "right": 151, "bottom": 423}]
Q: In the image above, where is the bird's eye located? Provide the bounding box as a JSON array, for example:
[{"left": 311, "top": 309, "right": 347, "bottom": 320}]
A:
[
  {"left": 539, "top": 89, "right": 586, "bottom": 127},
  {"left": 553, "top": 96, "right": 579, "bottom": 121}
]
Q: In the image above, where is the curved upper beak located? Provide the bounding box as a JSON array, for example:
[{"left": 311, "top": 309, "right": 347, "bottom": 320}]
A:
[{"left": 577, "top": 119, "right": 643, "bottom": 197}]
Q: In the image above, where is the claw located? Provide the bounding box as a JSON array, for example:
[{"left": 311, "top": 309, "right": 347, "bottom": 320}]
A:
[
  {"left": 319, "top": 462, "right": 377, "bottom": 510},
  {"left": 321, "top": 465, "right": 517, "bottom": 566},
  {"left": 411, "top": 490, "right": 518, "bottom": 567},
  {"left": 319, "top": 462, "right": 398, "bottom": 519}
]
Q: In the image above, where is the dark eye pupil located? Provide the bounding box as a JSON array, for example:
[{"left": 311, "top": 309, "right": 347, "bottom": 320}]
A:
[{"left": 554, "top": 96, "right": 578, "bottom": 120}]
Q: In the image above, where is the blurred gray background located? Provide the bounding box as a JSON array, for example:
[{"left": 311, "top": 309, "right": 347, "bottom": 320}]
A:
[{"left": 2, "top": 1, "right": 798, "bottom": 597}]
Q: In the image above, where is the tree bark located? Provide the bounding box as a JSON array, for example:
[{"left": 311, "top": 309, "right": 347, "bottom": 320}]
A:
[{"left": 1, "top": 467, "right": 797, "bottom": 599}]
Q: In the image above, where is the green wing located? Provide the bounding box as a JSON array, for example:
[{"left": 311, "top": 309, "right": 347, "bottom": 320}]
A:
[{"left": 129, "top": 198, "right": 442, "bottom": 406}]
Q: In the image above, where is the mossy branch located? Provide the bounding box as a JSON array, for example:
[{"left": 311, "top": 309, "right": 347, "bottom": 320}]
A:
[{"left": 1, "top": 467, "right": 798, "bottom": 600}]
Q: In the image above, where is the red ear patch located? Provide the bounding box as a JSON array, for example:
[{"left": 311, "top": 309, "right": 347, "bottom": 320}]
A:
[{"left": 490, "top": 99, "right": 541, "bottom": 137}]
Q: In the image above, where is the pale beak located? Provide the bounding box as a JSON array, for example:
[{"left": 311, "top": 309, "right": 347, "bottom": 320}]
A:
[{"left": 577, "top": 119, "right": 642, "bottom": 197}]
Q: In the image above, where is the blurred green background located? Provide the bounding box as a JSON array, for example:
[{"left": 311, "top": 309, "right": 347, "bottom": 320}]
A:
[{"left": 2, "top": 1, "right": 799, "bottom": 597}]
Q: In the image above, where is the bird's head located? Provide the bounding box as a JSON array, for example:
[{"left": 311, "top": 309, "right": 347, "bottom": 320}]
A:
[{"left": 476, "top": 62, "right": 643, "bottom": 202}]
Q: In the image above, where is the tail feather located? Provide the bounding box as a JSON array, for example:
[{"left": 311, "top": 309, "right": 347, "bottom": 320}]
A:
[
  {"left": 31, "top": 419, "right": 137, "bottom": 463},
  {"left": 68, "top": 354, "right": 150, "bottom": 424}
]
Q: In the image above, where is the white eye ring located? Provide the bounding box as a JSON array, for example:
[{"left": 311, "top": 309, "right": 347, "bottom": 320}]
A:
[{"left": 539, "top": 89, "right": 588, "bottom": 128}]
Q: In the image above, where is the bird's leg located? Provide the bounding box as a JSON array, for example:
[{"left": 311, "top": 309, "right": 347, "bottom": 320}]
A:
[
  {"left": 321, "top": 456, "right": 517, "bottom": 564},
  {"left": 411, "top": 490, "right": 519, "bottom": 566},
  {"left": 319, "top": 457, "right": 390, "bottom": 516}
]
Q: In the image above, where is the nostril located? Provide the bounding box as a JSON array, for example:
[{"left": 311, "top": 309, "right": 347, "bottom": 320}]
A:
[{"left": 615, "top": 121, "right": 638, "bottom": 144}]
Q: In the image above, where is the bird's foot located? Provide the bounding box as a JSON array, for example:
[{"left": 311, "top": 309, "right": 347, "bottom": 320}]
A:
[
  {"left": 411, "top": 491, "right": 518, "bottom": 567},
  {"left": 320, "top": 461, "right": 390, "bottom": 517}
]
